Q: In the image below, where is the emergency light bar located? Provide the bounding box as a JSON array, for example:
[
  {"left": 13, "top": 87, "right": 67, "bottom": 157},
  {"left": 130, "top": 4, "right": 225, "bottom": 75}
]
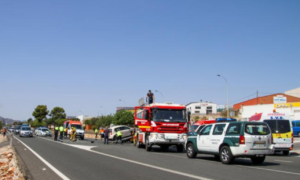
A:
[{"left": 215, "top": 118, "right": 237, "bottom": 122}]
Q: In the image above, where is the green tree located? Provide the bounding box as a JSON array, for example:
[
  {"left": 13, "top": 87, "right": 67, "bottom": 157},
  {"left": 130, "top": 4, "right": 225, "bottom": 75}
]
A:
[
  {"left": 113, "top": 110, "right": 134, "bottom": 126},
  {"left": 31, "top": 120, "right": 46, "bottom": 127},
  {"left": 55, "top": 118, "right": 65, "bottom": 126},
  {"left": 49, "top": 107, "right": 66, "bottom": 120},
  {"left": 194, "top": 116, "right": 200, "bottom": 121},
  {"left": 27, "top": 118, "right": 33, "bottom": 126},
  {"left": 32, "top": 105, "right": 49, "bottom": 123},
  {"left": 84, "top": 119, "right": 91, "bottom": 125}
]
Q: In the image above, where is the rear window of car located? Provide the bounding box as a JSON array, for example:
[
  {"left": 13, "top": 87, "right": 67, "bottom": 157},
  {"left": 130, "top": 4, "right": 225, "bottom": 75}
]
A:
[
  {"left": 264, "top": 120, "right": 291, "bottom": 133},
  {"left": 245, "top": 124, "right": 270, "bottom": 135},
  {"left": 226, "top": 124, "right": 241, "bottom": 135},
  {"left": 42, "top": 129, "right": 49, "bottom": 132},
  {"left": 21, "top": 127, "right": 31, "bottom": 131}
]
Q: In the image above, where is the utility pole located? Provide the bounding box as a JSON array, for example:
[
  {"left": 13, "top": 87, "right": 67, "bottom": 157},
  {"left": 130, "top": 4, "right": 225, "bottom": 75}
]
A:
[{"left": 256, "top": 90, "right": 258, "bottom": 105}]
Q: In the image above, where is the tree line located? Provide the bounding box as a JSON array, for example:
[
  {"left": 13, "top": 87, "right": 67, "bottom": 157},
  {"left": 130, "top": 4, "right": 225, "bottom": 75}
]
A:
[{"left": 27, "top": 105, "right": 134, "bottom": 129}]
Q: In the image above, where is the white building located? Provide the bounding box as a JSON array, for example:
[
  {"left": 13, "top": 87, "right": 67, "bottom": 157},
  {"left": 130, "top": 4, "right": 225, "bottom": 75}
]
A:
[
  {"left": 76, "top": 115, "right": 92, "bottom": 124},
  {"left": 186, "top": 102, "right": 217, "bottom": 115},
  {"left": 241, "top": 103, "right": 300, "bottom": 120},
  {"left": 285, "top": 87, "right": 300, "bottom": 98}
]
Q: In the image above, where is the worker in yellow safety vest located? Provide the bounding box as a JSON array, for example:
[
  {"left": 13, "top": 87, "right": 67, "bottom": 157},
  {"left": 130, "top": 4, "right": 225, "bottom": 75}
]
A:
[
  {"left": 59, "top": 125, "right": 64, "bottom": 141},
  {"left": 54, "top": 126, "right": 59, "bottom": 141},
  {"left": 95, "top": 128, "right": 99, "bottom": 140},
  {"left": 116, "top": 130, "right": 122, "bottom": 144}
]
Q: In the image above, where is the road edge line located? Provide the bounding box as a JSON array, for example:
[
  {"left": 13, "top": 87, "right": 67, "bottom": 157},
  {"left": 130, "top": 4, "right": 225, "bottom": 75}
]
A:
[{"left": 13, "top": 136, "right": 70, "bottom": 180}]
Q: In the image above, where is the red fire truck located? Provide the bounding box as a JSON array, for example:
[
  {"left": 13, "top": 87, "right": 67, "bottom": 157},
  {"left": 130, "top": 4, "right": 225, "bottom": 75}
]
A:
[{"left": 134, "top": 103, "right": 188, "bottom": 152}]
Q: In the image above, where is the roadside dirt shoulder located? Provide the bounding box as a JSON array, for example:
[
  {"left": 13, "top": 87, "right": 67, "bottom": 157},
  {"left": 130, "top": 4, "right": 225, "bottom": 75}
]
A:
[{"left": 0, "top": 136, "right": 25, "bottom": 180}]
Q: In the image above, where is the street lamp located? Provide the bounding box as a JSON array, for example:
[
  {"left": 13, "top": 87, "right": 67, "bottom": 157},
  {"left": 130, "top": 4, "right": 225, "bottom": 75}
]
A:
[
  {"left": 155, "top": 90, "right": 164, "bottom": 103},
  {"left": 217, "top": 74, "right": 229, "bottom": 118},
  {"left": 119, "top": 99, "right": 126, "bottom": 110}
]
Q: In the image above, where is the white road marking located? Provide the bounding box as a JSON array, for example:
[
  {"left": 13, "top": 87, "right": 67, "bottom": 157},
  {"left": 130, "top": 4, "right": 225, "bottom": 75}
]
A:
[
  {"left": 14, "top": 136, "right": 70, "bottom": 180},
  {"left": 39, "top": 136, "right": 300, "bottom": 178},
  {"left": 153, "top": 152, "right": 186, "bottom": 159},
  {"left": 236, "top": 165, "right": 300, "bottom": 176},
  {"left": 274, "top": 160, "right": 293, "bottom": 163},
  {"left": 65, "top": 144, "right": 213, "bottom": 180}
]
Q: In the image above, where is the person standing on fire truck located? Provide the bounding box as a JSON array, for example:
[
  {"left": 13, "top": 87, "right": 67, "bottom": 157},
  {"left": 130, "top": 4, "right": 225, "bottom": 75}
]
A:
[{"left": 146, "top": 90, "right": 155, "bottom": 104}]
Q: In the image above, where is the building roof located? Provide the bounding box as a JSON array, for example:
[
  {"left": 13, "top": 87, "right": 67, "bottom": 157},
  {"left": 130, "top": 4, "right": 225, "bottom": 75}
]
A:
[
  {"left": 186, "top": 102, "right": 216, "bottom": 106},
  {"left": 233, "top": 93, "right": 300, "bottom": 111}
]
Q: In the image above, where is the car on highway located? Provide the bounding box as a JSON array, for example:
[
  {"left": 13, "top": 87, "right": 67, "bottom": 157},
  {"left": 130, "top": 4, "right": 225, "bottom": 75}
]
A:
[
  {"left": 19, "top": 126, "right": 33, "bottom": 137},
  {"left": 36, "top": 128, "right": 52, "bottom": 137},
  {"left": 108, "top": 125, "right": 133, "bottom": 142},
  {"left": 14, "top": 125, "right": 22, "bottom": 135},
  {"left": 185, "top": 121, "right": 275, "bottom": 164}
]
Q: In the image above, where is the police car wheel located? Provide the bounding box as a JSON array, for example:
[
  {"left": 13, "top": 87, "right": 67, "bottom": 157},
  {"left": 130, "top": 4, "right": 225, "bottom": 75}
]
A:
[
  {"left": 251, "top": 156, "right": 265, "bottom": 164},
  {"left": 186, "top": 143, "right": 197, "bottom": 158},
  {"left": 220, "top": 146, "right": 234, "bottom": 164}
]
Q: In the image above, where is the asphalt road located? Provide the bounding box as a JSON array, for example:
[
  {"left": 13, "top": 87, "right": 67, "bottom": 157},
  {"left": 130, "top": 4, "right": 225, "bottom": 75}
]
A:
[{"left": 12, "top": 134, "right": 300, "bottom": 180}]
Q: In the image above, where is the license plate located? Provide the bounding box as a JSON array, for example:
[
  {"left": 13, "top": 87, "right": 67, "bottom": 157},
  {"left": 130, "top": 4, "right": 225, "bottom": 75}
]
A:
[
  {"left": 254, "top": 141, "right": 266, "bottom": 148},
  {"left": 165, "top": 135, "right": 177, "bottom": 140},
  {"left": 275, "top": 144, "right": 291, "bottom": 147}
]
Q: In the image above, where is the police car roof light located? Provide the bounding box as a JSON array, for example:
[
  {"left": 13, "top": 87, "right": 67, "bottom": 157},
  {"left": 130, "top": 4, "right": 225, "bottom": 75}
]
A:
[{"left": 215, "top": 118, "right": 237, "bottom": 122}]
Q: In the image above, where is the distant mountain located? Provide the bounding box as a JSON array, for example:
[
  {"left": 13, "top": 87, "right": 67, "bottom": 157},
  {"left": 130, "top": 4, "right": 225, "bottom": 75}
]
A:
[{"left": 0, "top": 116, "right": 21, "bottom": 125}]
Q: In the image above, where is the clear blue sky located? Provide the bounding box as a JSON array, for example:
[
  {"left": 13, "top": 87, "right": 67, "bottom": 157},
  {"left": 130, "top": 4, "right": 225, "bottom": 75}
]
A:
[{"left": 1, "top": 0, "right": 299, "bottom": 120}]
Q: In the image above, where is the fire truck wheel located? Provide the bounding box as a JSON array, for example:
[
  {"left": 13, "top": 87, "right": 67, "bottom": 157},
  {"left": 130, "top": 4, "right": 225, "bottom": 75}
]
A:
[
  {"left": 145, "top": 136, "right": 152, "bottom": 151},
  {"left": 177, "top": 145, "right": 184, "bottom": 152}
]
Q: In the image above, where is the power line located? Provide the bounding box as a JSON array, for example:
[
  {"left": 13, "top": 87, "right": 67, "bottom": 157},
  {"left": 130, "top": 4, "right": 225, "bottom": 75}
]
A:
[{"left": 229, "top": 93, "right": 257, "bottom": 104}]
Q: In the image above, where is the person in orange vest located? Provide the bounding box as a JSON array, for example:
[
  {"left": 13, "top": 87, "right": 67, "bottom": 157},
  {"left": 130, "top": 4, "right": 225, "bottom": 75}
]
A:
[{"left": 100, "top": 127, "right": 104, "bottom": 141}]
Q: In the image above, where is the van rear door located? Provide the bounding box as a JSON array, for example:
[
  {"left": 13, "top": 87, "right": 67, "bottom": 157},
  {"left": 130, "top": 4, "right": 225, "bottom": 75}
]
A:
[
  {"left": 264, "top": 120, "right": 292, "bottom": 148},
  {"left": 244, "top": 123, "right": 271, "bottom": 149}
]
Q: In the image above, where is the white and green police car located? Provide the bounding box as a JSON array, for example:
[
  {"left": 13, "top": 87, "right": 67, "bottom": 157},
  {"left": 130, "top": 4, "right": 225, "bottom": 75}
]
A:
[{"left": 185, "top": 121, "right": 275, "bottom": 164}]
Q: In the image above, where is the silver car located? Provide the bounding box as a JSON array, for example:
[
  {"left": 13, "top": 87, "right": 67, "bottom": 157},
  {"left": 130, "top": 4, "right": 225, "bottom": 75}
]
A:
[{"left": 19, "top": 126, "right": 33, "bottom": 137}]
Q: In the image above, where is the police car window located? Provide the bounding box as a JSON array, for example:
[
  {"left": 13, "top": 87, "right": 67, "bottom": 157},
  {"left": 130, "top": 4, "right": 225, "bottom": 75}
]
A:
[
  {"left": 213, "top": 124, "right": 226, "bottom": 135},
  {"left": 200, "top": 125, "right": 212, "bottom": 135},
  {"left": 226, "top": 124, "right": 241, "bottom": 135},
  {"left": 196, "top": 125, "right": 205, "bottom": 134}
]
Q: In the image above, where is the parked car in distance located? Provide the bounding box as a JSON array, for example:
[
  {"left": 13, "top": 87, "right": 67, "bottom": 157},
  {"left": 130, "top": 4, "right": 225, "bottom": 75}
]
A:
[
  {"left": 292, "top": 120, "right": 300, "bottom": 136},
  {"left": 108, "top": 125, "right": 133, "bottom": 142},
  {"left": 14, "top": 125, "right": 22, "bottom": 135},
  {"left": 19, "top": 126, "right": 33, "bottom": 137},
  {"left": 185, "top": 121, "right": 275, "bottom": 164},
  {"left": 36, "top": 128, "right": 52, "bottom": 137}
]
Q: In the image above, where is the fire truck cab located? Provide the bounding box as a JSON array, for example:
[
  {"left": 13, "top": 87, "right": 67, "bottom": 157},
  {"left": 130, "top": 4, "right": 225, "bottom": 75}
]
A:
[{"left": 134, "top": 103, "right": 188, "bottom": 152}]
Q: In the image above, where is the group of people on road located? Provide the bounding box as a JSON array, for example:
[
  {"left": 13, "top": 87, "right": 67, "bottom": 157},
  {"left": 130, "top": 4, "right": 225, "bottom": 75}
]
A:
[
  {"left": 54, "top": 125, "right": 77, "bottom": 142},
  {"left": 94, "top": 127, "right": 110, "bottom": 144}
]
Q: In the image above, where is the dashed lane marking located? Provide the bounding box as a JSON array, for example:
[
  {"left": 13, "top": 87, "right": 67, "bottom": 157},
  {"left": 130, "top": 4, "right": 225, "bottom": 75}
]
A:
[{"left": 274, "top": 160, "right": 293, "bottom": 163}]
